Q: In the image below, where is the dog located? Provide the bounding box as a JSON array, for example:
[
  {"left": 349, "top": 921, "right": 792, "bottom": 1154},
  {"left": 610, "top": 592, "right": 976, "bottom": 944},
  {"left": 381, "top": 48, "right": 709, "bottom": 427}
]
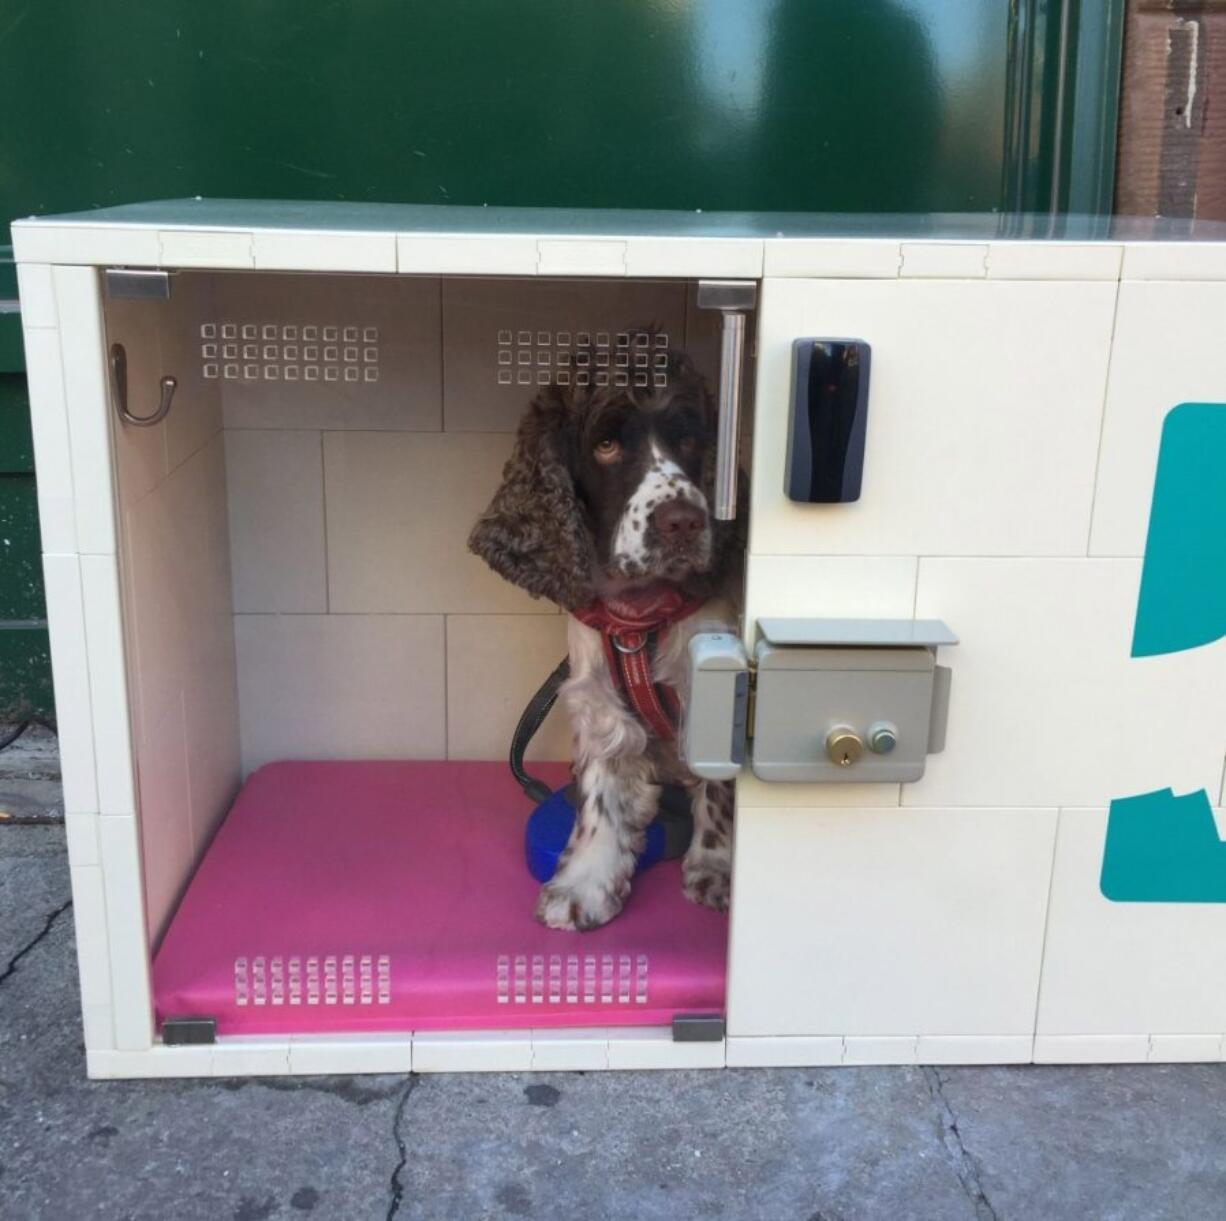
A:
[{"left": 469, "top": 342, "right": 744, "bottom": 930}]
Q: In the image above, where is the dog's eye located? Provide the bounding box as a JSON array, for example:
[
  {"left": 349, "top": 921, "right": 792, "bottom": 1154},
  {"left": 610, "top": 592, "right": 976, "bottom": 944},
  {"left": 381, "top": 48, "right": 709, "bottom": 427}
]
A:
[{"left": 594, "top": 438, "right": 622, "bottom": 464}]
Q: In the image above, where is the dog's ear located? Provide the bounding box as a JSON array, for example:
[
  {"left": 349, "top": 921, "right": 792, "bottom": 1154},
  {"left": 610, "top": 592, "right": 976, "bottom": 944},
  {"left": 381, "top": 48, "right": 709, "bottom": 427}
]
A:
[{"left": 468, "top": 387, "right": 596, "bottom": 610}]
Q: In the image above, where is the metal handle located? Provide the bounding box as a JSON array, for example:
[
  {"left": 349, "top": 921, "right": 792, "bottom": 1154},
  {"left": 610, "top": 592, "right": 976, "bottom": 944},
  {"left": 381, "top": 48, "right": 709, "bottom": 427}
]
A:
[
  {"left": 714, "top": 311, "right": 746, "bottom": 520},
  {"left": 110, "top": 342, "right": 176, "bottom": 427},
  {"left": 697, "top": 280, "right": 756, "bottom": 522}
]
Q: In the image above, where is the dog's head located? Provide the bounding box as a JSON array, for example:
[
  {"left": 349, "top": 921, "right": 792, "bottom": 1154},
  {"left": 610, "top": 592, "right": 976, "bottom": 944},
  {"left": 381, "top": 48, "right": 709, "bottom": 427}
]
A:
[{"left": 469, "top": 344, "right": 743, "bottom": 610}]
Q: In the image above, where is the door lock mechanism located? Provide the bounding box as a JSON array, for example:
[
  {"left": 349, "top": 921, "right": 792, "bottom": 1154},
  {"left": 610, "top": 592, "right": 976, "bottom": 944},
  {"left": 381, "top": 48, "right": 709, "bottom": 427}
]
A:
[
  {"left": 868, "top": 722, "right": 898, "bottom": 754},
  {"left": 825, "top": 725, "right": 864, "bottom": 767}
]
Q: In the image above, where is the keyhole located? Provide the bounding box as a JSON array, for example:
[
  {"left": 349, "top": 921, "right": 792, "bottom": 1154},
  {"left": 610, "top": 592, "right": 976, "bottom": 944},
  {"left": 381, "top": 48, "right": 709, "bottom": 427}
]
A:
[{"left": 825, "top": 727, "right": 864, "bottom": 767}]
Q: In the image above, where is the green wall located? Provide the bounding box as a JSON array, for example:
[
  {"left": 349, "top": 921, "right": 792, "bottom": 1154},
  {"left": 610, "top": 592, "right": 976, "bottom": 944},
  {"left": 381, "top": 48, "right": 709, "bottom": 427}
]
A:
[{"left": 0, "top": 0, "right": 1123, "bottom": 718}]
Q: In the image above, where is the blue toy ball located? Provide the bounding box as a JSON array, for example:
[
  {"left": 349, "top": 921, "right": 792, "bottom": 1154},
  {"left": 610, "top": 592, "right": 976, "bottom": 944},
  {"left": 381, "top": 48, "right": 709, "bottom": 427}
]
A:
[{"left": 525, "top": 786, "right": 692, "bottom": 883}]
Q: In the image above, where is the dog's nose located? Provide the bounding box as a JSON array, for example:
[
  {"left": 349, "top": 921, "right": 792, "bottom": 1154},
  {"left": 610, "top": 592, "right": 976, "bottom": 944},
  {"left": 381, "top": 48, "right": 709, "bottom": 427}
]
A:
[{"left": 651, "top": 499, "right": 705, "bottom": 539}]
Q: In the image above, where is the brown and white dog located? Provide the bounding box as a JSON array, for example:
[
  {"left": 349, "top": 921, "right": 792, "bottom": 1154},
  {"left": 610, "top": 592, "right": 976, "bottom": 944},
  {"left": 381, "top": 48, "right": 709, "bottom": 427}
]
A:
[{"left": 469, "top": 344, "right": 744, "bottom": 931}]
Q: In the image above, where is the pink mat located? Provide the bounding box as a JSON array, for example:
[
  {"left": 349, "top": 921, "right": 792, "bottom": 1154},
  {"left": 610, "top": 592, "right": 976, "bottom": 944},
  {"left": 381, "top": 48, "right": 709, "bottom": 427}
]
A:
[{"left": 153, "top": 761, "right": 728, "bottom": 1035}]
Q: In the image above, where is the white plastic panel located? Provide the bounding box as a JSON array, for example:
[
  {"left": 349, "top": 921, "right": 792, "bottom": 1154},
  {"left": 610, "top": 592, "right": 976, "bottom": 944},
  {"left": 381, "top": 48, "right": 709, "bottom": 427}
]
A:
[
  {"left": 233, "top": 614, "right": 446, "bottom": 775},
  {"left": 763, "top": 240, "right": 902, "bottom": 279},
  {"left": 120, "top": 435, "right": 239, "bottom": 937},
  {"left": 90, "top": 1036, "right": 414, "bottom": 1079},
  {"left": 843, "top": 1036, "right": 919, "bottom": 1064},
  {"left": 910, "top": 559, "right": 1226, "bottom": 808},
  {"left": 98, "top": 815, "right": 155, "bottom": 1050},
  {"left": 725, "top": 1036, "right": 845, "bottom": 1067},
  {"left": 289, "top": 1034, "right": 413, "bottom": 1075},
  {"left": 224, "top": 430, "right": 327, "bottom": 613},
  {"left": 604, "top": 1027, "right": 726, "bottom": 1070},
  {"left": 80, "top": 553, "right": 137, "bottom": 816},
  {"left": 87, "top": 1046, "right": 218, "bottom": 1080},
  {"left": 53, "top": 266, "right": 117, "bottom": 555},
  {"left": 1036, "top": 808, "right": 1226, "bottom": 1040},
  {"left": 1090, "top": 280, "right": 1226, "bottom": 556},
  {"left": 398, "top": 234, "right": 539, "bottom": 275},
  {"left": 445, "top": 614, "right": 571, "bottom": 761},
  {"left": 900, "top": 243, "right": 988, "bottom": 278},
  {"left": 728, "top": 1034, "right": 1032, "bottom": 1067},
  {"left": 735, "top": 774, "right": 900, "bottom": 809},
  {"left": 19, "top": 327, "right": 77, "bottom": 554},
  {"left": 12, "top": 223, "right": 162, "bottom": 267},
  {"left": 68, "top": 864, "right": 114, "bottom": 1049},
  {"left": 727, "top": 805, "right": 1057, "bottom": 1039},
  {"left": 1121, "top": 241, "right": 1226, "bottom": 280},
  {"left": 411, "top": 1030, "right": 534, "bottom": 1073},
  {"left": 253, "top": 229, "right": 396, "bottom": 273},
  {"left": 204, "top": 1040, "right": 293, "bottom": 1076},
  {"left": 64, "top": 812, "right": 100, "bottom": 868},
  {"left": 743, "top": 555, "right": 919, "bottom": 639},
  {"left": 537, "top": 239, "right": 627, "bottom": 276},
  {"left": 623, "top": 238, "right": 762, "bottom": 279},
  {"left": 530, "top": 1030, "right": 613, "bottom": 1071},
  {"left": 15, "top": 262, "right": 58, "bottom": 327},
  {"left": 1033, "top": 1034, "right": 1151, "bottom": 1064},
  {"left": 986, "top": 242, "right": 1122, "bottom": 281},
  {"left": 749, "top": 277, "right": 1118, "bottom": 557},
  {"left": 81, "top": 1003, "right": 117, "bottom": 1053},
  {"left": 40, "top": 554, "right": 98, "bottom": 815},
  {"left": 323, "top": 432, "right": 557, "bottom": 614},
  {"left": 159, "top": 229, "right": 254, "bottom": 268},
  {"left": 914, "top": 1035, "right": 1034, "bottom": 1065},
  {"left": 1147, "top": 1035, "right": 1225, "bottom": 1063}
]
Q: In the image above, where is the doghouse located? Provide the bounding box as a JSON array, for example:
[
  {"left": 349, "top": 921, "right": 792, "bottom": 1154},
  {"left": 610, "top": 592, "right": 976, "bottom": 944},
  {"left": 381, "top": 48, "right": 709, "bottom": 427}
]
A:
[{"left": 12, "top": 200, "right": 1226, "bottom": 1077}]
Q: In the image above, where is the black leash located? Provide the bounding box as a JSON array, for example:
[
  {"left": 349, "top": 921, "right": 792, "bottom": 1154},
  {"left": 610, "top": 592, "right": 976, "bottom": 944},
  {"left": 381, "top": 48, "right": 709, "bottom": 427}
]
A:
[
  {"left": 508, "top": 657, "right": 694, "bottom": 863},
  {"left": 509, "top": 656, "right": 571, "bottom": 804}
]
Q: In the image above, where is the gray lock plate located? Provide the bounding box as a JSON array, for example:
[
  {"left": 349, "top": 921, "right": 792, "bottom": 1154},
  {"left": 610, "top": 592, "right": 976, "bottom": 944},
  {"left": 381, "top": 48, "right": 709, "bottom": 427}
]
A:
[
  {"left": 752, "top": 643, "right": 936, "bottom": 783},
  {"left": 758, "top": 618, "right": 958, "bottom": 648}
]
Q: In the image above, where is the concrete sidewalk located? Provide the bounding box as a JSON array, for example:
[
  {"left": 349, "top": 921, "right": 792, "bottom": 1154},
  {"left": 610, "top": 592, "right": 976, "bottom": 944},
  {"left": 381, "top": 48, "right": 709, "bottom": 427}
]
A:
[{"left": 3, "top": 770, "right": 1226, "bottom": 1218}]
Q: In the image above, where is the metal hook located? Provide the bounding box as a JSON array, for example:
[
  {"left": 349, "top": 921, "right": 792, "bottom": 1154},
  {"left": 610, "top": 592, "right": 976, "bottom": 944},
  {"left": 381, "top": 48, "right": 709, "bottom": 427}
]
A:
[{"left": 110, "top": 342, "right": 176, "bottom": 427}]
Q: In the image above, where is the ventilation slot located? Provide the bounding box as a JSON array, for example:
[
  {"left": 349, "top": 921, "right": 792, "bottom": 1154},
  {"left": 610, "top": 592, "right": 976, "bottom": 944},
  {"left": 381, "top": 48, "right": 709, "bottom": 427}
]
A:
[
  {"left": 233, "top": 953, "right": 392, "bottom": 1006},
  {"left": 496, "top": 329, "right": 670, "bottom": 389},
  {"left": 201, "top": 321, "right": 379, "bottom": 384},
  {"left": 495, "top": 952, "right": 649, "bottom": 1005}
]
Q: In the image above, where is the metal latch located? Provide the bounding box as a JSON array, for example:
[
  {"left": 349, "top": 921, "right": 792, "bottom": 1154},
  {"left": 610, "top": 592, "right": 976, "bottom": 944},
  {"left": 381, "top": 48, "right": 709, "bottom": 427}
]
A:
[
  {"left": 697, "top": 280, "right": 756, "bottom": 522},
  {"left": 161, "top": 1016, "right": 216, "bottom": 1045},
  {"left": 672, "top": 1014, "right": 725, "bottom": 1042},
  {"left": 682, "top": 619, "right": 957, "bottom": 783},
  {"left": 750, "top": 618, "right": 957, "bottom": 783},
  {"left": 744, "top": 665, "right": 757, "bottom": 741},
  {"left": 682, "top": 631, "right": 752, "bottom": 781},
  {"left": 105, "top": 269, "right": 171, "bottom": 300}
]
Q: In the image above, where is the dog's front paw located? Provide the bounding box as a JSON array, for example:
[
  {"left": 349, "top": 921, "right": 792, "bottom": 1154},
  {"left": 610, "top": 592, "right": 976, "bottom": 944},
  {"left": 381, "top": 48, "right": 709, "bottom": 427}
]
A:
[
  {"left": 536, "top": 880, "right": 625, "bottom": 931},
  {"left": 683, "top": 859, "right": 731, "bottom": 913}
]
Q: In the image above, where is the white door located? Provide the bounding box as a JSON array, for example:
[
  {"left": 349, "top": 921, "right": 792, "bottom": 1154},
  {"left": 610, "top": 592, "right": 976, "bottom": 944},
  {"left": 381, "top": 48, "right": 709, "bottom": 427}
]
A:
[{"left": 727, "top": 271, "right": 1156, "bottom": 1055}]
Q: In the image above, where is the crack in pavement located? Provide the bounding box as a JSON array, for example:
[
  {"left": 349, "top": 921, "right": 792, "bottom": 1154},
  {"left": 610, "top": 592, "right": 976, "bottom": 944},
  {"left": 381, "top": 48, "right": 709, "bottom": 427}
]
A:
[
  {"left": 0, "top": 899, "right": 72, "bottom": 990},
  {"left": 386, "top": 1074, "right": 420, "bottom": 1221},
  {"left": 922, "top": 1065, "right": 999, "bottom": 1221},
  {"left": 222, "top": 1075, "right": 407, "bottom": 1107}
]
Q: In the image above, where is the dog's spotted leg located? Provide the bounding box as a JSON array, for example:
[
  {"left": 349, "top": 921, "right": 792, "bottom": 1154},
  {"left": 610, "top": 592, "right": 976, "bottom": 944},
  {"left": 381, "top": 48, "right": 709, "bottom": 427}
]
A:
[
  {"left": 682, "top": 779, "right": 734, "bottom": 912},
  {"left": 536, "top": 755, "right": 658, "bottom": 931}
]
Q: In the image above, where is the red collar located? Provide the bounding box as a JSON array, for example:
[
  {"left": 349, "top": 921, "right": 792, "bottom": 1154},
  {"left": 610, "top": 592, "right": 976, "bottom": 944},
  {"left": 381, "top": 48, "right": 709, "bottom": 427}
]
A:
[{"left": 573, "top": 587, "right": 704, "bottom": 740}]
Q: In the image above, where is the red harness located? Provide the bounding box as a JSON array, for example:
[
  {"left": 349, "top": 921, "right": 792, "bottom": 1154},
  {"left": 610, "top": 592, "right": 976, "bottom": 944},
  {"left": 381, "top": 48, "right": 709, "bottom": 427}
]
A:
[{"left": 573, "top": 587, "right": 704, "bottom": 740}]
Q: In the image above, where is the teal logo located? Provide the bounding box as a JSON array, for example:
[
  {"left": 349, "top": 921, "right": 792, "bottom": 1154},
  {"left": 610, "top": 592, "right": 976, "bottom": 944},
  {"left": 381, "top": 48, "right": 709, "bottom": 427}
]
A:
[
  {"left": 1102, "top": 788, "right": 1226, "bottom": 902},
  {"left": 1101, "top": 404, "right": 1226, "bottom": 902}
]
